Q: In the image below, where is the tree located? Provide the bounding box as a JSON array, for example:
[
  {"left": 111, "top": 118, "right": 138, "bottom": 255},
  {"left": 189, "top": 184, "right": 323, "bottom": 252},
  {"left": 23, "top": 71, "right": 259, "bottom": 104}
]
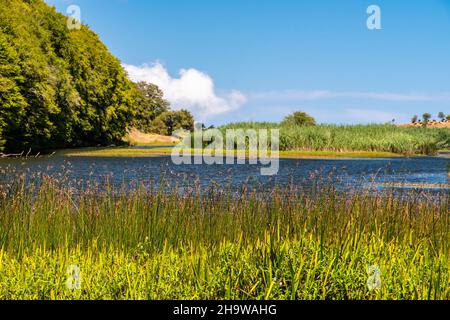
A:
[
  {"left": 0, "top": 127, "right": 4, "bottom": 152},
  {"left": 173, "top": 109, "right": 195, "bottom": 132},
  {"left": 0, "top": 0, "right": 195, "bottom": 152},
  {"left": 411, "top": 115, "right": 418, "bottom": 123},
  {"left": 132, "top": 82, "right": 170, "bottom": 132},
  {"left": 447, "top": 115, "right": 450, "bottom": 121},
  {"left": 0, "top": 0, "right": 139, "bottom": 152},
  {"left": 422, "top": 113, "right": 432, "bottom": 126},
  {"left": 150, "top": 110, "right": 194, "bottom": 136},
  {"left": 149, "top": 116, "right": 169, "bottom": 136},
  {"left": 438, "top": 112, "right": 446, "bottom": 121},
  {"left": 281, "top": 111, "right": 316, "bottom": 127},
  {"left": 0, "top": 29, "right": 27, "bottom": 152}
]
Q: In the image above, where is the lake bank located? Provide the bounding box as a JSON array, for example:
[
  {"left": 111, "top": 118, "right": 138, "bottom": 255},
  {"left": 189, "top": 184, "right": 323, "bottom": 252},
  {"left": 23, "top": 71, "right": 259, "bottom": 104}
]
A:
[{"left": 61, "top": 147, "right": 410, "bottom": 159}]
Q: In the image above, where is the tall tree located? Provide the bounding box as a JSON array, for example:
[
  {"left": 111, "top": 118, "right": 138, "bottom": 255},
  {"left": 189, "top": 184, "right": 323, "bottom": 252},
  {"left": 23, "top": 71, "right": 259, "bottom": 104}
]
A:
[
  {"left": 132, "top": 82, "right": 170, "bottom": 132},
  {"left": 0, "top": 0, "right": 139, "bottom": 152},
  {"left": 150, "top": 109, "right": 194, "bottom": 136}
]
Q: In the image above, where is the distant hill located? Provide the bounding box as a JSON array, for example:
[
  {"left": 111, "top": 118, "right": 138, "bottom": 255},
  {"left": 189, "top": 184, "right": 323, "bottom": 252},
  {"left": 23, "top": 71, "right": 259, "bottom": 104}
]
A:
[{"left": 0, "top": 0, "right": 139, "bottom": 152}]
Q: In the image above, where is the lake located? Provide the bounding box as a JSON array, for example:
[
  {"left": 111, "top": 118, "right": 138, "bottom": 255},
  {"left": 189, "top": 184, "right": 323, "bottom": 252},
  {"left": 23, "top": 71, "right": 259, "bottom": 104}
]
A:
[{"left": 1, "top": 154, "right": 449, "bottom": 193}]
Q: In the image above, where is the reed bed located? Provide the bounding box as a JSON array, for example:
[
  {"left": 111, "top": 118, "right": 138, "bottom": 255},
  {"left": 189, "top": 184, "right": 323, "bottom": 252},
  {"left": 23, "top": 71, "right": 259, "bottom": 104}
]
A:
[
  {"left": 219, "top": 123, "right": 450, "bottom": 155},
  {"left": 0, "top": 176, "right": 448, "bottom": 300}
]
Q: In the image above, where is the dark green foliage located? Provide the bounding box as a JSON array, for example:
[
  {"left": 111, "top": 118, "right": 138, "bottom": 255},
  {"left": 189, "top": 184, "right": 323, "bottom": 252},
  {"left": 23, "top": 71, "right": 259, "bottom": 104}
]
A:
[
  {"left": 132, "top": 82, "right": 194, "bottom": 136},
  {"left": 0, "top": 127, "right": 4, "bottom": 151},
  {"left": 0, "top": 0, "right": 139, "bottom": 152},
  {"left": 151, "top": 109, "right": 194, "bottom": 136},
  {"left": 132, "top": 82, "right": 170, "bottom": 132},
  {"left": 422, "top": 113, "right": 432, "bottom": 124},
  {"left": 281, "top": 111, "right": 316, "bottom": 127}
]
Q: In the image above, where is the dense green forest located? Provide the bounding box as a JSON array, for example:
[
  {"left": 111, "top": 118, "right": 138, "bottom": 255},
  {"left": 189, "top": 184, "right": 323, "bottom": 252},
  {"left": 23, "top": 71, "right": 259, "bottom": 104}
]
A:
[{"left": 0, "top": 0, "right": 192, "bottom": 153}]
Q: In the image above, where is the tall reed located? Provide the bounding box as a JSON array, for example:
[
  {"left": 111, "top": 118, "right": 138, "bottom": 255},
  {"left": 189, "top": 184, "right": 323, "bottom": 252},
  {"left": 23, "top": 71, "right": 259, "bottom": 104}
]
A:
[
  {"left": 219, "top": 123, "right": 450, "bottom": 155},
  {"left": 0, "top": 176, "right": 448, "bottom": 299}
]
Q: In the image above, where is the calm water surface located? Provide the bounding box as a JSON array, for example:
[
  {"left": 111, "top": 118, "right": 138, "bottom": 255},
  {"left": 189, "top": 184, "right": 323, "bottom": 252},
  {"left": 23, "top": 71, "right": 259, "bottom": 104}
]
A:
[{"left": 0, "top": 154, "right": 449, "bottom": 193}]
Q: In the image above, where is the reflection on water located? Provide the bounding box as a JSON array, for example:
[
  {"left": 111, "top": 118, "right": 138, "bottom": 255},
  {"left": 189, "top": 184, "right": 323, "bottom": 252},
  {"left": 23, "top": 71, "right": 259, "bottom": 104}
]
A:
[{"left": 0, "top": 155, "right": 449, "bottom": 194}]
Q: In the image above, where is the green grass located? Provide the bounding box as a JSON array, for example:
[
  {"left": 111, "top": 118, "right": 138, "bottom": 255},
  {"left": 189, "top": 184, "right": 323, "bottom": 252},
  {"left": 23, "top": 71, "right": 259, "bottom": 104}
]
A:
[
  {"left": 63, "top": 147, "right": 176, "bottom": 157},
  {"left": 0, "top": 176, "right": 448, "bottom": 300},
  {"left": 219, "top": 123, "right": 450, "bottom": 155},
  {"left": 58, "top": 124, "right": 450, "bottom": 158},
  {"left": 64, "top": 147, "right": 404, "bottom": 159},
  {"left": 124, "top": 137, "right": 179, "bottom": 147},
  {"left": 129, "top": 141, "right": 178, "bottom": 147},
  {"left": 276, "top": 150, "right": 405, "bottom": 158}
]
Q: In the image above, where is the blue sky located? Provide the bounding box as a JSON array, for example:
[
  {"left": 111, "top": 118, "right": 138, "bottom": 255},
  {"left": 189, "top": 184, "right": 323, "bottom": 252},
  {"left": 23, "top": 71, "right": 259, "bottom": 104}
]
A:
[{"left": 47, "top": 0, "right": 450, "bottom": 125}]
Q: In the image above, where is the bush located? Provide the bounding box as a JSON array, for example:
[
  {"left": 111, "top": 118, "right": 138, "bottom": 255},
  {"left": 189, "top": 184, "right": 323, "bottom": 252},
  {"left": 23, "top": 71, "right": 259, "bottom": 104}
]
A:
[{"left": 281, "top": 111, "right": 316, "bottom": 127}]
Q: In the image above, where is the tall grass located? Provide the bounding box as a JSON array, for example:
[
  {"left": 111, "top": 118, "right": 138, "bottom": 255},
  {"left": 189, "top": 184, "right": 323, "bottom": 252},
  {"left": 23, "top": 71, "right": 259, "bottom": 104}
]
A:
[
  {"left": 0, "top": 176, "right": 448, "bottom": 299},
  {"left": 219, "top": 123, "right": 450, "bottom": 155}
]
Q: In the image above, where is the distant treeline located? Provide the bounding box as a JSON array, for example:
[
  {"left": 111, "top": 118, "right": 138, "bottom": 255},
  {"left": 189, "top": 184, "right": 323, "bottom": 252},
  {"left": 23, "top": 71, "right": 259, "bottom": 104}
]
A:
[
  {"left": 0, "top": 0, "right": 193, "bottom": 153},
  {"left": 219, "top": 122, "right": 450, "bottom": 155}
]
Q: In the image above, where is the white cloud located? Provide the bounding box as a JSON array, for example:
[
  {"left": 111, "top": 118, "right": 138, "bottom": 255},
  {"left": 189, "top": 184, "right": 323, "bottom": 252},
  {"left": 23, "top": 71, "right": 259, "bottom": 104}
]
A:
[
  {"left": 248, "top": 90, "right": 450, "bottom": 102},
  {"left": 123, "top": 62, "right": 246, "bottom": 121}
]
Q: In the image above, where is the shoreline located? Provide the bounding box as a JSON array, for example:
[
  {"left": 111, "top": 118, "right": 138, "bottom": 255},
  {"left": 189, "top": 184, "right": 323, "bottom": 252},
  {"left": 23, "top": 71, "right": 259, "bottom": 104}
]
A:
[{"left": 61, "top": 147, "right": 425, "bottom": 159}]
